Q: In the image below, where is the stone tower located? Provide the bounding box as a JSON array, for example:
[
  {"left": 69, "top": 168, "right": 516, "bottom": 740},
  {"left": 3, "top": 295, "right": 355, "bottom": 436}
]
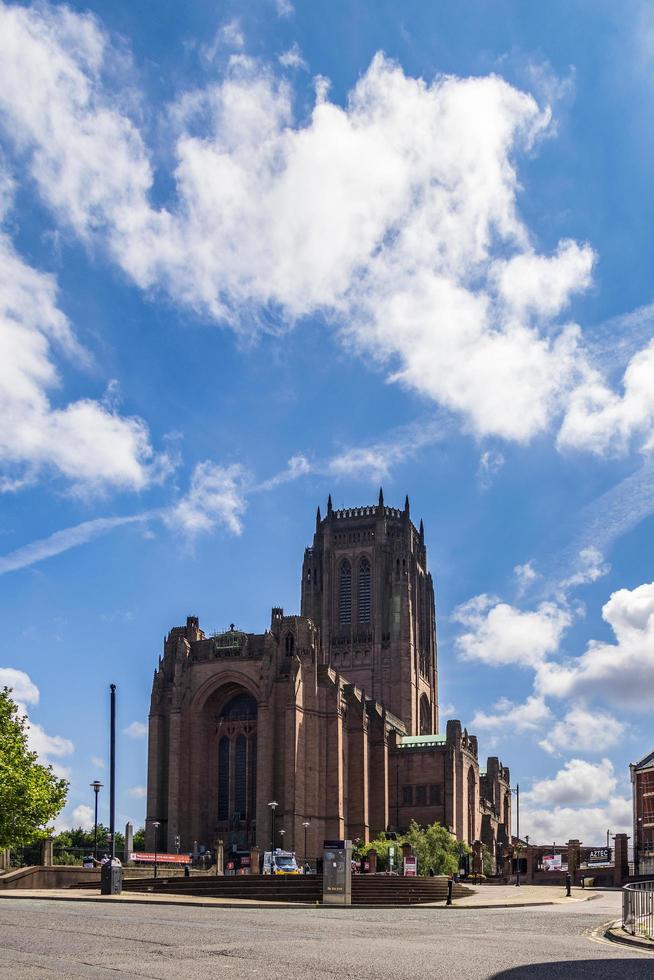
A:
[{"left": 301, "top": 489, "right": 438, "bottom": 736}]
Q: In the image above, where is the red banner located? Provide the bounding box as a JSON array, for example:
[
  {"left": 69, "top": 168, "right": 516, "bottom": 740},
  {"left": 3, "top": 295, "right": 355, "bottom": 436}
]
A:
[{"left": 129, "top": 852, "right": 191, "bottom": 864}]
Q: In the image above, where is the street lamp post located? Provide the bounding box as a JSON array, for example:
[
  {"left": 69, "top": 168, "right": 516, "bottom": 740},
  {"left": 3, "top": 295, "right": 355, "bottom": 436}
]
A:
[
  {"left": 512, "top": 784, "right": 521, "bottom": 886},
  {"left": 90, "top": 780, "right": 103, "bottom": 861},
  {"left": 279, "top": 828, "right": 286, "bottom": 851},
  {"left": 302, "top": 821, "right": 310, "bottom": 872},
  {"left": 268, "top": 801, "right": 278, "bottom": 853},
  {"left": 152, "top": 820, "right": 160, "bottom": 878}
]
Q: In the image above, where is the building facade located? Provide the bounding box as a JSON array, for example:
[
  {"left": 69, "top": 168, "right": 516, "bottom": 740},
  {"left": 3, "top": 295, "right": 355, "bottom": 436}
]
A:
[
  {"left": 631, "top": 748, "right": 654, "bottom": 873},
  {"left": 146, "top": 493, "right": 511, "bottom": 860}
]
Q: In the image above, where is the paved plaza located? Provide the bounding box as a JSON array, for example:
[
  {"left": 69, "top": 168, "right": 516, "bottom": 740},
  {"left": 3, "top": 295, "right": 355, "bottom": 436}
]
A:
[{"left": 0, "top": 890, "right": 652, "bottom": 979}]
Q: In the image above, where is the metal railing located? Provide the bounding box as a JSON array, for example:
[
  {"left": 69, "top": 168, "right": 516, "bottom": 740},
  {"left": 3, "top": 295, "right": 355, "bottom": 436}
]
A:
[{"left": 623, "top": 880, "right": 654, "bottom": 939}]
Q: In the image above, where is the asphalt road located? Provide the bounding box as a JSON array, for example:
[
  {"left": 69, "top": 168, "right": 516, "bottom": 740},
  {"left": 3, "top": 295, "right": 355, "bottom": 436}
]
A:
[{"left": 0, "top": 891, "right": 651, "bottom": 979}]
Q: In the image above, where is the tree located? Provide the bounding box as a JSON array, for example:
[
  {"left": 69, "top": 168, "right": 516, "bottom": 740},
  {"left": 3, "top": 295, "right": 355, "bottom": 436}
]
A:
[
  {"left": 0, "top": 687, "right": 68, "bottom": 850},
  {"left": 355, "top": 821, "right": 468, "bottom": 876}
]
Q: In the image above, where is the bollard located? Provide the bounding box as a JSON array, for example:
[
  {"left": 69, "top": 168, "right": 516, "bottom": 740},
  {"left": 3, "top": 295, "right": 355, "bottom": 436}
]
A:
[
  {"left": 184, "top": 865, "right": 190, "bottom": 878},
  {"left": 565, "top": 872, "right": 571, "bottom": 897},
  {"left": 446, "top": 877, "right": 453, "bottom": 906}
]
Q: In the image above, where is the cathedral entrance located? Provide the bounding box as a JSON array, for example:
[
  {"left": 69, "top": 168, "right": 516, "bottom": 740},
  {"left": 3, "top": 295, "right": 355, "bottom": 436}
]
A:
[{"left": 212, "top": 689, "right": 258, "bottom": 850}]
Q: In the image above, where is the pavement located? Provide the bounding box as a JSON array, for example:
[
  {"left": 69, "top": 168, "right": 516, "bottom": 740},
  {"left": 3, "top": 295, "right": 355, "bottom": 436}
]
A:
[
  {"left": 0, "top": 889, "right": 653, "bottom": 978},
  {"left": 0, "top": 883, "right": 602, "bottom": 910}
]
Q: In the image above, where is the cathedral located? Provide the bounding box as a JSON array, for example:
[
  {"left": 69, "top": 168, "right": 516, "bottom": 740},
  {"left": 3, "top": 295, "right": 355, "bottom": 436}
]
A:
[{"left": 146, "top": 492, "right": 512, "bottom": 861}]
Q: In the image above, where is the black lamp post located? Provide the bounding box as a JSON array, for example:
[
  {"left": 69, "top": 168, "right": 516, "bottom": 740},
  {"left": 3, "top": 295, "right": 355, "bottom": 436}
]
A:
[
  {"left": 268, "top": 801, "right": 278, "bottom": 853},
  {"left": 152, "top": 820, "right": 160, "bottom": 878},
  {"left": 279, "top": 828, "right": 286, "bottom": 852},
  {"left": 302, "top": 821, "right": 310, "bottom": 871},
  {"left": 90, "top": 780, "right": 103, "bottom": 860}
]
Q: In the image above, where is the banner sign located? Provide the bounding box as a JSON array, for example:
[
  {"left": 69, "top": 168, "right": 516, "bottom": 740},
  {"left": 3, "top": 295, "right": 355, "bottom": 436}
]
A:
[
  {"left": 403, "top": 855, "right": 417, "bottom": 877},
  {"left": 129, "top": 852, "right": 191, "bottom": 864},
  {"left": 542, "top": 854, "right": 562, "bottom": 871},
  {"left": 588, "top": 848, "right": 610, "bottom": 864}
]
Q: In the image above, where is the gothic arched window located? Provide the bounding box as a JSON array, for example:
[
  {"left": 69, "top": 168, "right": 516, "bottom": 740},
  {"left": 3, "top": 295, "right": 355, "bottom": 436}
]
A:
[
  {"left": 358, "top": 557, "right": 371, "bottom": 623},
  {"left": 338, "top": 559, "right": 352, "bottom": 625},
  {"left": 234, "top": 735, "right": 247, "bottom": 819},
  {"left": 218, "top": 737, "right": 229, "bottom": 821},
  {"left": 285, "top": 633, "right": 294, "bottom": 656},
  {"left": 419, "top": 694, "right": 431, "bottom": 735}
]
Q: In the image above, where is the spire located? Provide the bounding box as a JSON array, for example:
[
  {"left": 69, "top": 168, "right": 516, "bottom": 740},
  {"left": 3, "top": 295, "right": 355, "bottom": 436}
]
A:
[
  {"left": 316, "top": 505, "right": 321, "bottom": 530},
  {"left": 378, "top": 486, "right": 384, "bottom": 507},
  {"left": 327, "top": 493, "right": 333, "bottom": 515},
  {"left": 419, "top": 518, "right": 424, "bottom": 542},
  {"left": 404, "top": 494, "right": 410, "bottom": 514}
]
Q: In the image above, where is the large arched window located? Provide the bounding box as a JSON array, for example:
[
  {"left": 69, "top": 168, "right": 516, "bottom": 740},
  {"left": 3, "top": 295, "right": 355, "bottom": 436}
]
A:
[
  {"left": 234, "top": 735, "right": 247, "bottom": 818},
  {"left": 419, "top": 694, "right": 431, "bottom": 735},
  {"left": 218, "top": 737, "right": 229, "bottom": 821},
  {"left": 358, "top": 557, "right": 371, "bottom": 623},
  {"left": 467, "top": 767, "right": 477, "bottom": 843},
  {"left": 338, "top": 559, "right": 352, "bottom": 624}
]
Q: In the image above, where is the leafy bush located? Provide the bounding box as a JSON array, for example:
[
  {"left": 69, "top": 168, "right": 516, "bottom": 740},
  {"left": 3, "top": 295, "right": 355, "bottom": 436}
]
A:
[{"left": 355, "top": 821, "right": 468, "bottom": 876}]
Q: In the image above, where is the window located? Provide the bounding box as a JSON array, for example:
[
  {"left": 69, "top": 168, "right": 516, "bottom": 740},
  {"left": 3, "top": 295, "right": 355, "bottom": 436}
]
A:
[
  {"left": 429, "top": 784, "right": 442, "bottom": 805},
  {"left": 415, "top": 785, "right": 427, "bottom": 806},
  {"left": 338, "top": 560, "right": 352, "bottom": 624},
  {"left": 234, "top": 735, "right": 247, "bottom": 818},
  {"left": 218, "top": 737, "right": 229, "bottom": 821},
  {"left": 402, "top": 785, "right": 413, "bottom": 805},
  {"left": 285, "top": 633, "right": 294, "bottom": 656},
  {"left": 358, "top": 557, "right": 371, "bottom": 623}
]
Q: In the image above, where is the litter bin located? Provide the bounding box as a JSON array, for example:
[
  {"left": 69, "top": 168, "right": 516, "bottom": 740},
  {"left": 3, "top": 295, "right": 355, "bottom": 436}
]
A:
[{"left": 100, "top": 863, "right": 123, "bottom": 895}]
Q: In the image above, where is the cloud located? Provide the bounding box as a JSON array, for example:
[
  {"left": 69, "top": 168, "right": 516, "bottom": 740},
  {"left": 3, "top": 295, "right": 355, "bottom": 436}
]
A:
[
  {"left": 539, "top": 704, "right": 626, "bottom": 755},
  {"left": 0, "top": 667, "right": 73, "bottom": 772},
  {"left": 521, "top": 796, "right": 631, "bottom": 845},
  {"left": 275, "top": 0, "right": 294, "bottom": 16},
  {"left": 256, "top": 454, "right": 311, "bottom": 491},
  {"left": 0, "top": 513, "right": 152, "bottom": 575},
  {"left": 0, "top": 202, "right": 167, "bottom": 493},
  {"left": 164, "top": 461, "right": 248, "bottom": 537},
  {"left": 470, "top": 695, "right": 552, "bottom": 733},
  {"left": 128, "top": 785, "right": 147, "bottom": 798},
  {"left": 123, "top": 721, "right": 147, "bottom": 739},
  {"left": 514, "top": 560, "right": 539, "bottom": 597},
  {"left": 558, "top": 546, "right": 609, "bottom": 591},
  {"left": 477, "top": 449, "right": 505, "bottom": 489},
  {"left": 90, "top": 755, "right": 105, "bottom": 770},
  {"left": 0, "top": 667, "right": 39, "bottom": 704},
  {"left": 278, "top": 42, "right": 307, "bottom": 71},
  {"left": 523, "top": 758, "right": 617, "bottom": 806},
  {"left": 537, "top": 580, "right": 654, "bottom": 708},
  {"left": 453, "top": 594, "right": 571, "bottom": 667},
  {"left": 71, "top": 804, "right": 94, "bottom": 829}
]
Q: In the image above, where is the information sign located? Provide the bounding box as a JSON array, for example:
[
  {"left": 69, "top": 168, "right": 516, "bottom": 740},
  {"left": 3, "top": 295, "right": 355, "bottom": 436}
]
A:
[{"left": 129, "top": 852, "right": 191, "bottom": 864}]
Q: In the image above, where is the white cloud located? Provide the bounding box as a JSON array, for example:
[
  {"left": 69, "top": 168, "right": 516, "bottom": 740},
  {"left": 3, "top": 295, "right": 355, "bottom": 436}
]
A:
[
  {"left": 0, "top": 667, "right": 39, "bottom": 704},
  {"left": 523, "top": 758, "right": 617, "bottom": 806},
  {"left": 0, "top": 212, "right": 167, "bottom": 493},
  {"left": 559, "top": 342, "right": 654, "bottom": 455},
  {"left": 165, "top": 461, "right": 247, "bottom": 537},
  {"left": 521, "top": 795, "right": 631, "bottom": 845},
  {"left": 514, "top": 560, "right": 539, "bottom": 597},
  {"left": 278, "top": 42, "right": 307, "bottom": 71},
  {"left": 539, "top": 703, "right": 625, "bottom": 755},
  {"left": 0, "top": 513, "right": 152, "bottom": 575},
  {"left": 538, "top": 580, "right": 654, "bottom": 708},
  {"left": 71, "top": 804, "right": 94, "bottom": 829},
  {"left": 453, "top": 594, "right": 571, "bottom": 667},
  {"left": 559, "top": 546, "right": 609, "bottom": 591},
  {"left": 470, "top": 695, "right": 552, "bottom": 733},
  {"left": 477, "top": 449, "right": 505, "bottom": 489},
  {"left": 123, "top": 721, "right": 147, "bottom": 739},
  {"left": 275, "top": 0, "right": 294, "bottom": 16},
  {"left": 0, "top": 667, "right": 73, "bottom": 772},
  {"left": 128, "top": 785, "right": 147, "bottom": 798},
  {"left": 256, "top": 454, "right": 311, "bottom": 491},
  {"left": 3, "top": 7, "right": 654, "bottom": 455},
  {"left": 90, "top": 755, "right": 105, "bottom": 770}
]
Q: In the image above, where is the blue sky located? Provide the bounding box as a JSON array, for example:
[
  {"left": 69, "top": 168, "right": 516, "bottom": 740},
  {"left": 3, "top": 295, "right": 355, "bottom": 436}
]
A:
[{"left": 1, "top": 0, "right": 654, "bottom": 845}]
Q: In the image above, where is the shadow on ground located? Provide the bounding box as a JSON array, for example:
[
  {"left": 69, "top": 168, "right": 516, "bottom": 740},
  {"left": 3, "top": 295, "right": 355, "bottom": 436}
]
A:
[{"left": 491, "top": 959, "right": 652, "bottom": 978}]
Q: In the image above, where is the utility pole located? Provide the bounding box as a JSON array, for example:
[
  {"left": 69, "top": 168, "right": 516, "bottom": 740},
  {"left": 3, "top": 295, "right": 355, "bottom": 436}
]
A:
[{"left": 109, "top": 684, "right": 116, "bottom": 863}]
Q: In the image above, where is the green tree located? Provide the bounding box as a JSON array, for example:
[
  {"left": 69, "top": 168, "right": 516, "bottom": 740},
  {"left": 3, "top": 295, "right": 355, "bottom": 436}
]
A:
[
  {"left": 0, "top": 687, "right": 68, "bottom": 850},
  {"left": 132, "top": 826, "right": 145, "bottom": 850},
  {"left": 356, "top": 821, "right": 468, "bottom": 876}
]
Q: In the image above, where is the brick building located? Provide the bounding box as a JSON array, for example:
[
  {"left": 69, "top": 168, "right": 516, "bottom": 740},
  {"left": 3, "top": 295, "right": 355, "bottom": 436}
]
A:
[
  {"left": 146, "top": 492, "right": 512, "bottom": 859},
  {"left": 631, "top": 747, "right": 654, "bottom": 872}
]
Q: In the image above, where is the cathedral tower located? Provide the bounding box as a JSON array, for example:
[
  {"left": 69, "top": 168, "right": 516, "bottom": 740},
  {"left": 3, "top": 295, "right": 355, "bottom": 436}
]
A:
[{"left": 301, "top": 490, "right": 438, "bottom": 736}]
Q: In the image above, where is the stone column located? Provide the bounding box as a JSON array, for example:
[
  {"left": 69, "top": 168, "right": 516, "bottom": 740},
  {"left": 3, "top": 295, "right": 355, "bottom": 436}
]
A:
[
  {"left": 250, "top": 847, "right": 260, "bottom": 875},
  {"left": 0, "top": 849, "right": 10, "bottom": 871},
  {"left": 567, "top": 839, "right": 581, "bottom": 882},
  {"left": 124, "top": 822, "right": 134, "bottom": 865},
  {"left": 214, "top": 838, "right": 224, "bottom": 875},
  {"left": 525, "top": 845, "right": 536, "bottom": 883},
  {"left": 367, "top": 849, "right": 377, "bottom": 874},
  {"left": 40, "top": 838, "right": 53, "bottom": 866},
  {"left": 613, "top": 833, "right": 629, "bottom": 887},
  {"left": 471, "top": 840, "right": 482, "bottom": 875}
]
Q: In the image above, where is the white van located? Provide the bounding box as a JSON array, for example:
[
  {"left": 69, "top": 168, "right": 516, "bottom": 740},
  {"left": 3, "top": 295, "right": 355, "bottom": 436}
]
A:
[{"left": 262, "top": 849, "right": 301, "bottom": 875}]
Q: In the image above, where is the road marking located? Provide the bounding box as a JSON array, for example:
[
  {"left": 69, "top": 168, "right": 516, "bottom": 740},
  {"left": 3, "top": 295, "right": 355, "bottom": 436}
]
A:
[{"left": 587, "top": 919, "right": 654, "bottom": 956}]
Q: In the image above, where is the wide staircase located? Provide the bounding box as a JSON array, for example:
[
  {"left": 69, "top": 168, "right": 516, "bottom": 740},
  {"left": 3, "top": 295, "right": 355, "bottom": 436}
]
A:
[{"left": 80, "top": 873, "right": 471, "bottom": 905}]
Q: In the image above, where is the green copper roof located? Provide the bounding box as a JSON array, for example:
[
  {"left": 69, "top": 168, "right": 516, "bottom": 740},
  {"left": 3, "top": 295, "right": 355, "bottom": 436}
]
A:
[{"left": 398, "top": 733, "right": 446, "bottom": 749}]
